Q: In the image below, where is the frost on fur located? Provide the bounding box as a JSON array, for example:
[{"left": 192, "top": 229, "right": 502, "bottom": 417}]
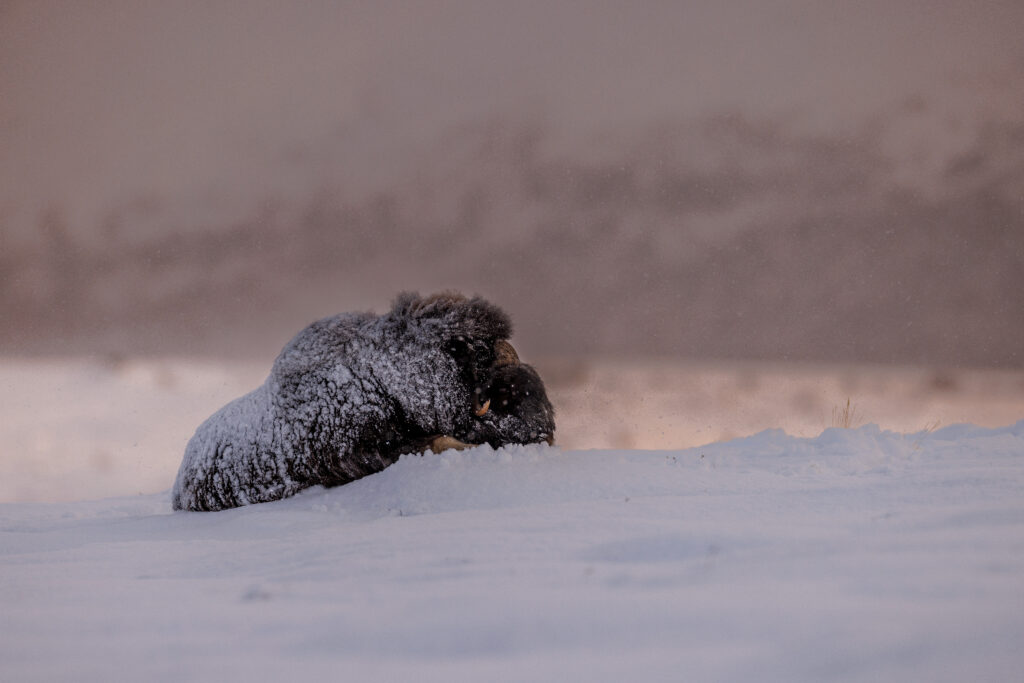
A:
[{"left": 171, "top": 292, "right": 555, "bottom": 511}]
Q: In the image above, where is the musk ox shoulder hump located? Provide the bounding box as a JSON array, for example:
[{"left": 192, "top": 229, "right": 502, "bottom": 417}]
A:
[{"left": 390, "top": 291, "right": 512, "bottom": 343}]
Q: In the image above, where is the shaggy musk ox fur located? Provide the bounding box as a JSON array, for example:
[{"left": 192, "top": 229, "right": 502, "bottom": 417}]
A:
[{"left": 171, "top": 292, "right": 555, "bottom": 511}]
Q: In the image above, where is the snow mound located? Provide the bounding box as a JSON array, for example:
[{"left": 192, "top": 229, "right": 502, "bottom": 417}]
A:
[{"left": 2, "top": 422, "right": 1023, "bottom": 682}]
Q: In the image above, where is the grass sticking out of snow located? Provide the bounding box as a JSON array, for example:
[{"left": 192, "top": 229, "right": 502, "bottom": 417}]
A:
[{"left": 831, "top": 397, "right": 861, "bottom": 429}]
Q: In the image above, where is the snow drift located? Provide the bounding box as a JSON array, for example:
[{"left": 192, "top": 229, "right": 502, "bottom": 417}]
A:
[{"left": 2, "top": 421, "right": 1023, "bottom": 681}]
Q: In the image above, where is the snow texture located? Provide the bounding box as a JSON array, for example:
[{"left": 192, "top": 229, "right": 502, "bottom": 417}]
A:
[
  {"left": 171, "top": 292, "right": 555, "bottom": 511},
  {"left": 2, "top": 421, "right": 1023, "bottom": 681}
]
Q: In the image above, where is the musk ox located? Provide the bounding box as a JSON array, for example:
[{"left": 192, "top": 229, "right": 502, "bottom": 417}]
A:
[{"left": 171, "top": 292, "right": 555, "bottom": 511}]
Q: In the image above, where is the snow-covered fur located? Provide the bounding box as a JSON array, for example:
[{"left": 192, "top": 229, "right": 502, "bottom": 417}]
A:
[{"left": 171, "top": 292, "right": 555, "bottom": 511}]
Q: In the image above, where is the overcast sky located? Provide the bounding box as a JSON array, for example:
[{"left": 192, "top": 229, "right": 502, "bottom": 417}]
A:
[
  {"left": 3, "top": 1, "right": 1023, "bottom": 249},
  {"left": 1, "top": 1, "right": 1022, "bottom": 365}
]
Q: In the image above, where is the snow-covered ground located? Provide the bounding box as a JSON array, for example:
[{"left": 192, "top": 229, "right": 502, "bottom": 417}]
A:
[
  {"left": 2, "top": 423, "right": 1023, "bottom": 681},
  {"left": 1, "top": 358, "right": 1023, "bottom": 680}
]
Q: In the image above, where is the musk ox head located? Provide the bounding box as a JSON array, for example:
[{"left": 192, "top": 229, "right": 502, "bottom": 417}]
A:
[{"left": 456, "top": 339, "right": 556, "bottom": 448}]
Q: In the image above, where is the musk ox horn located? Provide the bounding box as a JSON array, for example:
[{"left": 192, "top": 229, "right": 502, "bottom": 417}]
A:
[
  {"left": 494, "top": 340, "right": 520, "bottom": 367},
  {"left": 474, "top": 398, "right": 491, "bottom": 416}
]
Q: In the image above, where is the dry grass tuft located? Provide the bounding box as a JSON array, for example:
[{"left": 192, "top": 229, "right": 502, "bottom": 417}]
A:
[
  {"left": 912, "top": 419, "right": 942, "bottom": 450},
  {"left": 831, "top": 398, "right": 861, "bottom": 429}
]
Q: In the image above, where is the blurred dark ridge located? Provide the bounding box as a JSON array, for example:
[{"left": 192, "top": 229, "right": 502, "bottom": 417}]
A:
[{"left": 1, "top": 112, "right": 1022, "bottom": 367}]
